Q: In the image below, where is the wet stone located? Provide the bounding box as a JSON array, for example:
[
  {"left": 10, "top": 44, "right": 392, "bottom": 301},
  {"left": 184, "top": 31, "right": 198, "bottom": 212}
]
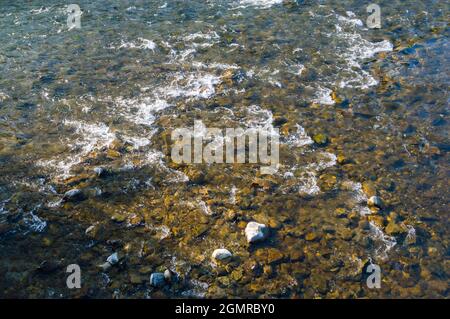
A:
[
  {"left": 212, "top": 249, "right": 232, "bottom": 261},
  {"left": 362, "top": 181, "right": 377, "bottom": 197},
  {"left": 305, "top": 232, "right": 318, "bottom": 241},
  {"left": 149, "top": 272, "right": 166, "bottom": 288},
  {"left": 368, "top": 196, "right": 384, "bottom": 209},
  {"left": 312, "top": 133, "right": 328, "bottom": 146},
  {"left": 111, "top": 213, "right": 127, "bottom": 223},
  {"left": 266, "top": 248, "right": 284, "bottom": 264},
  {"left": 63, "top": 189, "right": 86, "bottom": 202},
  {"left": 106, "top": 252, "right": 119, "bottom": 265}
]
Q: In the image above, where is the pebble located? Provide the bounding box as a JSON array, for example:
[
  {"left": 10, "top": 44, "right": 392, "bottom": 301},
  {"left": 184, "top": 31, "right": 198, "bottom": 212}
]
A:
[
  {"left": 211, "top": 248, "right": 232, "bottom": 261},
  {"left": 245, "top": 222, "right": 269, "bottom": 243},
  {"left": 94, "top": 167, "right": 107, "bottom": 177},
  {"left": 85, "top": 225, "right": 96, "bottom": 235},
  {"left": 305, "top": 232, "right": 318, "bottom": 241},
  {"left": 63, "top": 188, "right": 86, "bottom": 202},
  {"left": 362, "top": 181, "right": 377, "bottom": 197},
  {"left": 312, "top": 133, "right": 328, "bottom": 145},
  {"left": 385, "top": 222, "right": 404, "bottom": 236},
  {"left": 266, "top": 248, "right": 284, "bottom": 264},
  {"left": 164, "top": 269, "right": 173, "bottom": 282},
  {"left": 368, "top": 196, "right": 384, "bottom": 208},
  {"left": 150, "top": 272, "right": 166, "bottom": 287},
  {"left": 111, "top": 213, "right": 126, "bottom": 223},
  {"left": 106, "top": 252, "right": 119, "bottom": 265}
]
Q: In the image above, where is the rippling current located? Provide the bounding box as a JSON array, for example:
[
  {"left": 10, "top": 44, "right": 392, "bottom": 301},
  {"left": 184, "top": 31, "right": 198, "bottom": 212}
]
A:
[{"left": 0, "top": 1, "right": 448, "bottom": 298}]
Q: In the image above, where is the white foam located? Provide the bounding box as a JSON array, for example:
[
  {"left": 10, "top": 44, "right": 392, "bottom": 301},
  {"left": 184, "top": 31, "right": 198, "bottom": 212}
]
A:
[
  {"left": 369, "top": 222, "right": 397, "bottom": 260},
  {"left": 113, "top": 38, "right": 157, "bottom": 51},
  {"left": 340, "top": 181, "right": 371, "bottom": 216},
  {"left": 334, "top": 13, "right": 393, "bottom": 89},
  {"left": 37, "top": 120, "right": 115, "bottom": 178},
  {"left": 313, "top": 86, "right": 335, "bottom": 105},
  {"left": 285, "top": 124, "right": 314, "bottom": 147},
  {"left": 30, "top": 7, "right": 51, "bottom": 15},
  {"left": 115, "top": 96, "right": 170, "bottom": 126},
  {"left": 234, "top": 0, "right": 283, "bottom": 9},
  {"left": 165, "top": 72, "right": 221, "bottom": 100},
  {"left": 198, "top": 200, "right": 214, "bottom": 216},
  {"left": 23, "top": 207, "right": 47, "bottom": 233}
]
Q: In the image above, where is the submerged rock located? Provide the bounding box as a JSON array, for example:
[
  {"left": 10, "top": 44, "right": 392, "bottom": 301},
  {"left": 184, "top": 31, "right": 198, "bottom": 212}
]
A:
[
  {"left": 63, "top": 188, "right": 86, "bottom": 202},
  {"left": 211, "top": 248, "right": 232, "bottom": 261},
  {"left": 368, "top": 196, "right": 384, "bottom": 208},
  {"left": 362, "top": 181, "right": 377, "bottom": 197},
  {"left": 106, "top": 252, "right": 119, "bottom": 265},
  {"left": 312, "top": 133, "right": 328, "bottom": 146},
  {"left": 164, "top": 269, "right": 173, "bottom": 282},
  {"left": 150, "top": 272, "right": 166, "bottom": 287},
  {"left": 111, "top": 213, "right": 126, "bottom": 223},
  {"left": 245, "top": 222, "right": 269, "bottom": 243},
  {"left": 93, "top": 166, "right": 107, "bottom": 177}
]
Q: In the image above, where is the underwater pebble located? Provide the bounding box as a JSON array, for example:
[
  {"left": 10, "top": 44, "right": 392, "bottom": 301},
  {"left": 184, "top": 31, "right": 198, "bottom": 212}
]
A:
[
  {"left": 150, "top": 272, "right": 166, "bottom": 287},
  {"left": 212, "top": 248, "right": 232, "bottom": 261},
  {"left": 106, "top": 252, "right": 119, "bottom": 265},
  {"left": 63, "top": 188, "right": 86, "bottom": 202},
  {"left": 164, "top": 269, "right": 173, "bottom": 282},
  {"left": 85, "top": 225, "right": 96, "bottom": 235},
  {"left": 245, "top": 222, "right": 269, "bottom": 243},
  {"left": 368, "top": 196, "right": 384, "bottom": 208},
  {"left": 94, "top": 167, "right": 106, "bottom": 177}
]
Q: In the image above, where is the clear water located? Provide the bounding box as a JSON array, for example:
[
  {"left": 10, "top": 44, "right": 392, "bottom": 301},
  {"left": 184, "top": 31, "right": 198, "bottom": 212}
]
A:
[{"left": 0, "top": 0, "right": 448, "bottom": 298}]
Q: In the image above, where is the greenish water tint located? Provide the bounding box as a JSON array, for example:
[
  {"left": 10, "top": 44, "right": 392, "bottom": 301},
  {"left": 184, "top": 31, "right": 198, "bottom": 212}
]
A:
[{"left": 0, "top": 0, "right": 448, "bottom": 298}]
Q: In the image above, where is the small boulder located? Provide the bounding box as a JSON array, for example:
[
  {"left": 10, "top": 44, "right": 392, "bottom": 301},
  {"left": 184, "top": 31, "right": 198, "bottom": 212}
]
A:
[
  {"left": 211, "top": 249, "right": 232, "bottom": 261},
  {"left": 245, "top": 222, "right": 269, "bottom": 243}
]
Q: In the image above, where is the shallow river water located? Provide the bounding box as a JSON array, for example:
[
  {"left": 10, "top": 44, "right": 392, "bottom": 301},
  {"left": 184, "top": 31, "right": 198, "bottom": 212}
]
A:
[{"left": 0, "top": 0, "right": 448, "bottom": 298}]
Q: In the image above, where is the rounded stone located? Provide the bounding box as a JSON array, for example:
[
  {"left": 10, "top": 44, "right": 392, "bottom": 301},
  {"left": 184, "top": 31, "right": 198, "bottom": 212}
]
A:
[
  {"left": 150, "top": 272, "right": 166, "bottom": 287},
  {"left": 106, "top": 252, "right": 119, "bottom": 265},
  {"left": 245, "top": 222, "right": 269, "bottom": 243},
  {"left": 368, "top": 196, "right": 384, "bottom": 208},
  {"left": 212, "top": 248, "right": 232, "bottom": 261}
]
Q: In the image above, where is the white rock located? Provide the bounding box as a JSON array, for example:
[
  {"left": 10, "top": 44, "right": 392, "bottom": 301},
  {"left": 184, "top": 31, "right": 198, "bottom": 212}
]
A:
[
  {"left": 245, "top": 222, "right": 268, "bottom": 243},
  {"left": 85, "top": 225, "right": 95, "bottom": 235},
  {"left": 106, "top": 252, "right": 119, "bottom": 265},
  {"left": 211, "top": 248, "right": 232, "bottom": 261}
]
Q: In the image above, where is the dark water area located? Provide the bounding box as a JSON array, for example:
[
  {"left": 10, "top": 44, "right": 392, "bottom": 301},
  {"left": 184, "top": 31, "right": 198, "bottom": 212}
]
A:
[{"left": 0, "top": 0, "right": 448, "bottom": 298}]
